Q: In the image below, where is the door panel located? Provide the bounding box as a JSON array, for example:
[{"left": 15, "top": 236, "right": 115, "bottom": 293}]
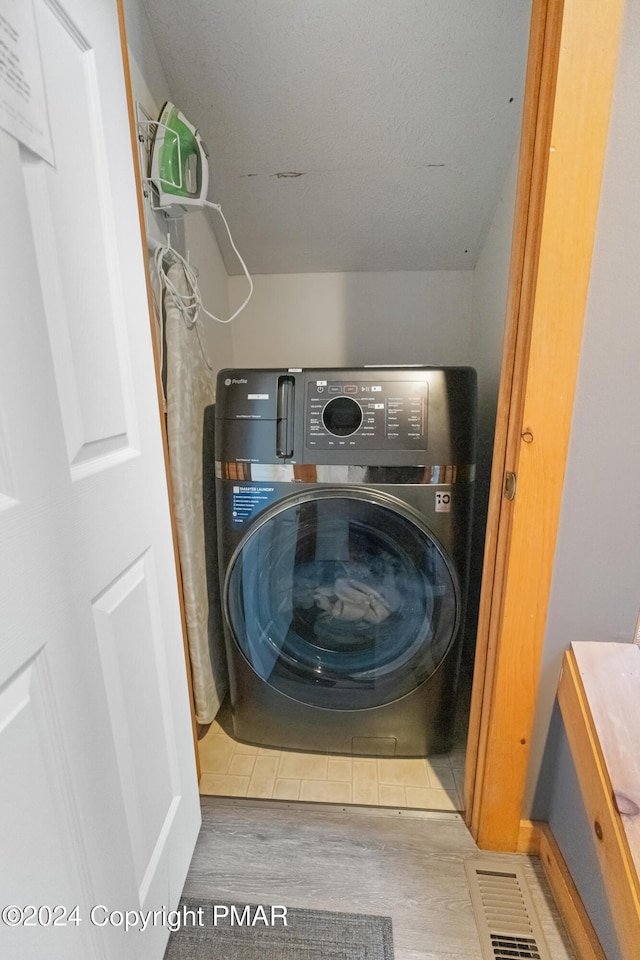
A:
[
  {"left": 25, "top": 3, "right": 134, "bottom": 470},
  {"left": 93, "top": 551, "right": 182, "bottom": 906},
  {"left": 0, "top": 1, "right": 200, "bottom": 956},
  {"left": 0, "top": 657, "right": 99, "bottom": 958}
]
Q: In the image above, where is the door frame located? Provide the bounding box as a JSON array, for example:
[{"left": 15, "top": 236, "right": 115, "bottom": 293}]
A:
[
  {"left": 464, "top": 0, "right": 625, "bottom": 850},
  {"left": 116, "top": 0, "right": 626, "bottom": 845}
]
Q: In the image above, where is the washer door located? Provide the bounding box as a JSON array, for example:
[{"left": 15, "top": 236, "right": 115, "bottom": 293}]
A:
[{"left": 224, "top": 490, "right": 459, "bottom": 710}]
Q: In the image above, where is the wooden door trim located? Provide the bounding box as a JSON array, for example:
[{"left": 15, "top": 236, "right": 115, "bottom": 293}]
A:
[
  {"left": 466, "top": 0, "right": 625, "bottom": 849},
  {"left": 464, "top": 0, "right": 560, "bottom": 825}
]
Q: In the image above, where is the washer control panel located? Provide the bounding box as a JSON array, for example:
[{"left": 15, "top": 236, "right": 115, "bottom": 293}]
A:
[{"left": 306, "top": 379, "right": 428, "bottom": 450}]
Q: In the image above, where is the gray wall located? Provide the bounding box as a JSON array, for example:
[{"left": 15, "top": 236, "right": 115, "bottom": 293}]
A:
[
  {"left": 467, "top": 145, "right": 519, "bottom": 645},
  {"left": 528, "top": 0, "right": 640, "bottom": 950},
  {"left": 228, "top": 270, "right": 474, "bottom": 368}
]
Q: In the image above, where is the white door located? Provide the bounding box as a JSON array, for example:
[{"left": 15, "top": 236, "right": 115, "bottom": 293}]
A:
[{"left": 0, "top": 1, "right": 200, "bottom": 957}]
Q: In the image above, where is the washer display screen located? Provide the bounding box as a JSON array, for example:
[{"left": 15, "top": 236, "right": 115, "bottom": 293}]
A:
[
  {"left": 322, "top": 396, "right": 363, "bottom": 436},
  {"left": 225, "top": 493, "right": 459, "bottom": 711}
]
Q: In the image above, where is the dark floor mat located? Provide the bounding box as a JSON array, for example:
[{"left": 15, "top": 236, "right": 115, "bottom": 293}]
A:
[{"left": 164, "top": 898, "right": 394, "bottom": 959}]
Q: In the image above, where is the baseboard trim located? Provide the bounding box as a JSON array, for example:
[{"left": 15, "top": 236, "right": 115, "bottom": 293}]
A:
[{"left": 538, "top": 823, "right": 607, "bottom": 960}]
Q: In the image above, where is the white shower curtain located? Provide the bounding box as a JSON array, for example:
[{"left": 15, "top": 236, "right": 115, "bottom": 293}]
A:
[{"left": 164, "top": 261, "right": 226, "bottom": 723}]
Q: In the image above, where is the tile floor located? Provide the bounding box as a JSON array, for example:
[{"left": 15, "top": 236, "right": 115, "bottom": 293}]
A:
[{"left": 198, "top": 701, "right": 467, "bottom": 811}]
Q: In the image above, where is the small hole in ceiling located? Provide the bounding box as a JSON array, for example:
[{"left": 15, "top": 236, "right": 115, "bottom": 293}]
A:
[
  {"left": 275, "top": 171, "right": 305, "bottom": 178},
  {"left": 509, "top": 96, "right": 514, "bottom": 103}
]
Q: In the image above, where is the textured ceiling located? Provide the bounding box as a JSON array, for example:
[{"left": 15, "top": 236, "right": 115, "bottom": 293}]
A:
[{"left": 143, "top": 1, "right": 531, "bottom": 274}]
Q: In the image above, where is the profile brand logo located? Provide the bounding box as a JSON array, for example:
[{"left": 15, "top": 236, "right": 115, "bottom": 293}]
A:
[{"left": 229, "top": 378, "right": 247, "bottom": 385}]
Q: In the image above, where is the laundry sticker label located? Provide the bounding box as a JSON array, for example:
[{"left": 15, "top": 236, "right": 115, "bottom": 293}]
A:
[
  {"left": 435, "top": 491, "right": 451, "bottom": 513},
  {"left": 231, "top": 485, "right": 276, "bottom": 525}
]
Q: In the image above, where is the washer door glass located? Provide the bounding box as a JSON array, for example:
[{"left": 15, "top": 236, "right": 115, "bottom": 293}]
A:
[{"left": 225, "top": 493, "right": 459, "bottom": 710}]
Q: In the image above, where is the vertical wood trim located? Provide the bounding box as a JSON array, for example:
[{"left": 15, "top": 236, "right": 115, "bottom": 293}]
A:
[
  {"left": 116, "top": 0, "right": 200, "bottom": 779},
  {"left": 539, "top": 823, "right": 608, "bottom": 960},
  {"left": 468, "top": 0, "right": 624, "bottom": 851},
  {"left": 464, "top": 0, "right": 560, "bottom": 821}
]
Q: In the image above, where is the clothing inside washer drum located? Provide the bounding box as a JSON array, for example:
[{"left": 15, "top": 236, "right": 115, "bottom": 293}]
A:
[{"left": 295, "top": 564, "right": 402, "bottom": 624}]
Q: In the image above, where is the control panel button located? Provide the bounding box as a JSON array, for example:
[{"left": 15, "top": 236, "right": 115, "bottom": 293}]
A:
[{"left": 343, "top": 384, "right": 358, "bottom": 395}]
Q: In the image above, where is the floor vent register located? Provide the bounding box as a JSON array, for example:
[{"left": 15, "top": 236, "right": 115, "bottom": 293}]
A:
[{"left": 464, "top": 859, "right": 552, "bottom": 960}]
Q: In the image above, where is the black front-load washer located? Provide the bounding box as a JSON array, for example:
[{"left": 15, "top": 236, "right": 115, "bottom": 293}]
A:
[{"left": 213, "top": 366, "right": 476, "bottom": 756}]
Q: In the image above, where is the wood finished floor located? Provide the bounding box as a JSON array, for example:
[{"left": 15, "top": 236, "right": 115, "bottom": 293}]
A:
[{"left": 184, "top": 797, "right": 577, "bottom": 960}]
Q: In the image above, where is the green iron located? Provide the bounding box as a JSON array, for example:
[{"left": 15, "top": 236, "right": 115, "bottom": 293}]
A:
[{"left": 149, "top": 102, "right": 210, "bottom": 214}]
